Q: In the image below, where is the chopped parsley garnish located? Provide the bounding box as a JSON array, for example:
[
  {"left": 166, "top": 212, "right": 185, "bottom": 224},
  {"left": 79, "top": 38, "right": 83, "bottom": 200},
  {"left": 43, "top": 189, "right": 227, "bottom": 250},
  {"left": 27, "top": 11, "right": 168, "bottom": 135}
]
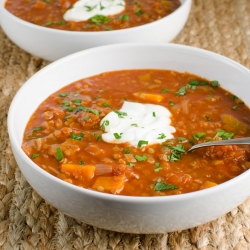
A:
[
  {"left": 113, "top": 110, "right": 127, "bottom": 118},
  {"left": 64, "top": 115, "right": 71, "bottom": 121},
  {"left": 117, "top": 13, "right": 129, "bottom": 21},
  {"left": 55, "top": 148, "right": 64, "bottom": 161},
  {"left": 135, "top": 8, "right": 144, "bottom": 15},
  {"left": 169, "top": 101, "right": 175, "bottom": 106},
  {"left": 85, "top": 5, "right": 97, "bottom": 11},
  {"left": 161, "top": 88, "right": 168, "bottom": 93},
  {"left": 134, "top": 154, "right": 148, "bottom": 162},
  {"left": 192, "top": 132, "right": 206, "bottom": 140},
  {"left": 165, "top": 144, "right": 186, "bottom": 162},
  {"left": 73, "top": 93, "right": 80, "bottom": 97},
  {"left": 131, "top": 124, "right": 138, "bottom": 127},
  {"left": 178, "top": 137, "right": 187, "bottom": 142},
  {"left": 153, "top": 179, "right": 178, "bottom": 191},
  {"left": 73, "top": 99, "right": 82, "bottom": 104},
  {"left": 102, "top": 102, "right": 109, "bottom": 107},
  {"left": 126, "top": 162, "right": 135, "bottom": 167},
  {"left": 33, "top": 127, "right": 42, "bottom": 131},
  {"left": 31, "top": 153, "right": 39, "bottom": 159},
  {"left": 154, "top": 162, "right": 162, "bottom": 172},
  {"left": 232, "top": 95, "right": 238, "bottom": 100},
  {"left": 211, "top": 80, "right": 220, "bottom": 87},
  {"left": 100, "top": 120, "right": 109, "bottom": 130},
  {"left": 205, "top": 115, "right": 211, "bottom": 121},
  {"left": 232, "top": 105, "right": 238, "bottom": 110},
  {"left": 153, "top": 112, "right": 156, "bottom": 117},
  {"left": 58, "top": 92, "right": 69, "bottom": 97},
  {"left": 83, "top": 115, "right": 90, "bottom": 121},
  {"left": 94, "top": 96, "right": 100, "bottom": 100},
  {"left": 175, "top": 86, "right": 187, "bottom": 96},
  {"left": 114, "top": 133, "right": 122, "bottom": 139},
  {"left": 214, "top": 129, "right": 235, "bottom": 140},
  {"left": 70, "top": 132, "right": 84, "bottom": 141},
  {"left": 157, "top": 133, "right": 166, "bottom": 139},
  {"left": 78, "top": 161, "right": 84, "bottom": 165},
  {"left": 94, "top": 133, "right": 101, "bottom": 141},
  {"left": 125, "top": 147, "right": 131, "bottom": 154},
  {"left": 90, "top": 15, "right": 110, "bottom": 25},
  {"left": 138, "top": 140, "right": 148, "bottom": 148},
  {"left": 74, "top": 106, "right": 100, "bottom": 115},
  {"left": 45, "top": 21, "right": 66, "bottom": 26}
]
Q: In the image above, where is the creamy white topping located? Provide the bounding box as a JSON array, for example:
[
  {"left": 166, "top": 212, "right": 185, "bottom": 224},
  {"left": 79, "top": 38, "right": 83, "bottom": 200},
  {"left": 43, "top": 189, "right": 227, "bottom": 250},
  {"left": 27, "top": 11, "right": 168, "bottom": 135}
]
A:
[
  {"left": 64, "top": 0, "right": 125, "bottom": 22},
  {"left": 101, "top": 101, "right": 176, "bottom": 147}
]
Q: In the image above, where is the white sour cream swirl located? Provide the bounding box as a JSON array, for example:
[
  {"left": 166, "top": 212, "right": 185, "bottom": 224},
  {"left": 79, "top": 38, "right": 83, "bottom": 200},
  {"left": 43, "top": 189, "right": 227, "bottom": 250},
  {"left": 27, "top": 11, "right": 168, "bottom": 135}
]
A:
[
  {"left": 64, "top": 0, "right": 125, "bottom": 22},
  {"left": 101, "top": 101, "right": 176, "bottom": 147}
]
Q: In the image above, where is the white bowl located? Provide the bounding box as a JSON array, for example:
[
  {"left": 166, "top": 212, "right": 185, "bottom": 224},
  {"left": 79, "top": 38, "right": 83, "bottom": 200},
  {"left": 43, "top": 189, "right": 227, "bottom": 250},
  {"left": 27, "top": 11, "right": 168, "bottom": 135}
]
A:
[
  {"left": 8, "top": 43, "right": 250, "bottom": 234},
  {"left": 0, "top": 0, "right": 192, "bottom": 61}
]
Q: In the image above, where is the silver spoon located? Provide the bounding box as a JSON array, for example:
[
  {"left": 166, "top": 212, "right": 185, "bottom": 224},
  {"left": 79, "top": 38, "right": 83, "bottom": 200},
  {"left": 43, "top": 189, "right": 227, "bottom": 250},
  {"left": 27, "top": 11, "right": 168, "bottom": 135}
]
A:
[{"left": 188, "top": 137, "right": 250, "bottom": 152}]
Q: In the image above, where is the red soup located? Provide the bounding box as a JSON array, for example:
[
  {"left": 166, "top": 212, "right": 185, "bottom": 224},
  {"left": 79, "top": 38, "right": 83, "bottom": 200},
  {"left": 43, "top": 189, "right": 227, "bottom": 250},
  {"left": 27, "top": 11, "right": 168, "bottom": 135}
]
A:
[
  {"left": 22, "top": 69, "right": 250, "bottom": 196},
  {"left": 5, "top": 0, "right": 181, "bottom": 31}
]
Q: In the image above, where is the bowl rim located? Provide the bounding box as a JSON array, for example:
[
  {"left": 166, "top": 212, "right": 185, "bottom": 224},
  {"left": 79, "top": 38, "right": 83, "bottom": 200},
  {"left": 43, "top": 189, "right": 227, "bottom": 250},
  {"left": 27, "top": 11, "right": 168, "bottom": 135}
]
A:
[
  {"left": 7, "top": 42, "right": 250, "bottom": 203},
  {"left": 1, "top": 0, "right": 191, "bottom": 35}
]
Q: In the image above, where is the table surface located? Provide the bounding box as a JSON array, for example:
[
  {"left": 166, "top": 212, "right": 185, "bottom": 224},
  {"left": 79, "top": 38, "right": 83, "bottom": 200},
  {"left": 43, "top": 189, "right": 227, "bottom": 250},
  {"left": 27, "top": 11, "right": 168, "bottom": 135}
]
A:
[{"left": 1, "top": 0, "right": 250, "bottom": 249}]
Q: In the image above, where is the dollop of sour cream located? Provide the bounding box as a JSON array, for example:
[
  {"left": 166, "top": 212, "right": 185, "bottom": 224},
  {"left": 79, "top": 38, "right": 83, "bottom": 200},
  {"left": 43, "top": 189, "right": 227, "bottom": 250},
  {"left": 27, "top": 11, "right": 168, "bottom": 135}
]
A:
[
  {"left": 64, "top": 0, "right": 125, "bottom": 22},
  {"left": 101, "top": 101, "right": 176, "bottom": 147}
]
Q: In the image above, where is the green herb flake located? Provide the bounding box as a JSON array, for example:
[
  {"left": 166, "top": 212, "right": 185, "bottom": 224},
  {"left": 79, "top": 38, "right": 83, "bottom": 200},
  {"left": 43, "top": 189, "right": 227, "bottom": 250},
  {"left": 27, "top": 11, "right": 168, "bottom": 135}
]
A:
[
  {"left": 211, "top": 80, "right": 220, "bottom": 87},
  {"left": 102, "top": 102, "right": 109, "bottom": 107},
  {"left": 214, "top": 129, "right": 235, "bottom": 140},
  {"left": 125, "top": 147, "right": 131, "bottom": 154},
  {"left": 31, "top": 153, "right": 39, "bottom": 159},
  {"left": 153, "top": 112, "right": 156, "bottom": 117},
  {"left": 55, "top": 148, "right": 64, "bottom": 161},
  {"left": 113, "top": 110, "right": 127, "bottom": 118},
  {"left": 85, "top": 5, "right": 97, "bottom": 11},
  {"left": 70, "top": 132, "right": 84, "bottom": 141},
  {"left": 114, "top": 133, "right": 122, "bottom": 139},
  {"left": 58, "top": 92, "right": 69, "bottom": 97},
  {"left": 73, "top": 99, "right": 82, "bottom": 104},
  {"left": 161, "top": 88, "right": 168, "bottom": 93},
  {"left": 232, "top": 95, "right": 239, "bottom": 101},
  {"left": 175, "top": 86, "right": 187, "bottom": 96},
  {"left": 165, "top": 144, "right": 186, "bottom": 162},
  {"left": 126, "top": 162, "right": 135, "bottom": 167},
  {"left": 134, "top": 154, "right": 148, "bottom": 162},
  {"left": 157, "top": 133, "right": 166, "bottom": 139},
  {"left": 64, "top": 115, "right": 71, "bottom": 121},
  {"left": 33, "top": 127, "right": 42, "bottom": 131},
  {"left": 73, "top": 93, "right": 80, "bottom": 97},
  {"left": 138, "top": 140, "right": 148, "bottom": 148},
  {"left": 131, "top": 124, "right": 138, "bottom": 127},
  {"left": 178, "top": 137, "right": 187, "bottom": 142},
  {"left": 232, "top": 105, "right": 238, "bottom": 110},
  {"left": 78, "top": 161, "right": 84, "bottom": 165},
  {"left": 83, "top": 115, "right": 90, "bottom": 121},
  {"left": 94, "top": 133, "right": 101, "bottom": 141},
  {"left": 100, "top": 120, "right": 109, "bottom": 130},
  {"left": 169, "top": 101, "right": 175, "bottom": 106},
  {"left": 153, "top": 181, "right": 178, "bottom": 191},
  {"left": 205, "top": 115, "right": 212, "bottom": 121},
  {"left": 135, "top": 8, "right": 144, "bottom": 15},
  {"left": 94, "top": 96, "right": 100, "bottom": 100},
  {"left": 90, "top": 15, "right": 110, "bottom": 25},
  {"left": 192, "top": 132, "right": 206, "bottom": 140},
  {"left": 117, "top": 13, "right": 129, "bottom": 21}
]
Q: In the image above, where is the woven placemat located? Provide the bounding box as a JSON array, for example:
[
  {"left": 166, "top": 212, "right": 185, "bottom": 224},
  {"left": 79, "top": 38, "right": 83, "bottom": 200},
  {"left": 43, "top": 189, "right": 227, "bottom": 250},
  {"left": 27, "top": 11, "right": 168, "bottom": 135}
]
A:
[{"left": 1, "top": 0, "right": 250, "bottom": 249}]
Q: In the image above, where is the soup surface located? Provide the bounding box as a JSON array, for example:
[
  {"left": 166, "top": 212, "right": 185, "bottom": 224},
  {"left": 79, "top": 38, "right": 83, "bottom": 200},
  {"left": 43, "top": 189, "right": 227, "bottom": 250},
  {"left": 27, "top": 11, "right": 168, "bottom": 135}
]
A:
[
  {"left": 5, "top": 0, "right": 181, "bottom": 31},
  {"left": 22, "top": 69, "right": 250, "bottom": 196}
]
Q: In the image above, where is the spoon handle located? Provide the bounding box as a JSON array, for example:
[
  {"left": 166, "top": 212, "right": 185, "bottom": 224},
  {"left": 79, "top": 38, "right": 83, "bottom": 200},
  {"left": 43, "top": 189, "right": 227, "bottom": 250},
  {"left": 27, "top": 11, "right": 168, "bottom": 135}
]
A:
[{"left": 188, "top": 137, "right": 250, "bottom": 152}]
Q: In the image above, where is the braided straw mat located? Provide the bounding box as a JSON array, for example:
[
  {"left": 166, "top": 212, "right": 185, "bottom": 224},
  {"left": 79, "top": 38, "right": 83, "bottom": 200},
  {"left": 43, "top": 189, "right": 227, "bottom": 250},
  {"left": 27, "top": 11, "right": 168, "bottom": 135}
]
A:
[{"left": 1, "top": 0, "right": 250, "bottom": 249}]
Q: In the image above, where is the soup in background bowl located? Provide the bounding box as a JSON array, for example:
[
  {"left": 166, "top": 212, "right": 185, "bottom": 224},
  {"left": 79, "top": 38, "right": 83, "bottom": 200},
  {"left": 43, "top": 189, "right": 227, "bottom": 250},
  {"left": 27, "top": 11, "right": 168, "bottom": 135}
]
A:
[
  {"left": 0, "top": 0, "right": 192, "bottom": 61},
  {"left": 8, "top": 43, "right": 250, "bottom": 233}
]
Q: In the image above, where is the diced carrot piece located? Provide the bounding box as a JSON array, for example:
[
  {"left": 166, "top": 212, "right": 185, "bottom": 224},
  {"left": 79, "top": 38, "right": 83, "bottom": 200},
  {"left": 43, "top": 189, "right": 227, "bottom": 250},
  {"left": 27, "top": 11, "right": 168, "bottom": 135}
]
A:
[
  {"left": 200, "top": 181, "right": 217, "bottom": 190},
  {"left": 32, "top": 0, "right": 46, "bottom": 9},
  {"left": 61, "top": 164, "right": 95, "bottom": 180},
  {"left": 138, "top": 74, "right": 151, "bottom": 82},
  {"left": 92, "top": 176, "right": 125, "bottom": 194},
  {"left": 222, "top": 114, "right": 250, "bottom": 134},
  {"left": 133, "top": 92, "right": 163, "bottom": 103}
]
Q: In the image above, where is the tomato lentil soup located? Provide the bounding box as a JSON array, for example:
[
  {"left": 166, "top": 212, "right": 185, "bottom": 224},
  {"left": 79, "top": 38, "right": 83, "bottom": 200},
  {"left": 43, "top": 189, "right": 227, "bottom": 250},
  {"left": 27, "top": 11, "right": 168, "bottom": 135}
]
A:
[
  {"left": 5, "top": 0, "right": 181, "bottom": 31},
  {"left": 22, "top": 69, "right": 250, "bottom": 196}
]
